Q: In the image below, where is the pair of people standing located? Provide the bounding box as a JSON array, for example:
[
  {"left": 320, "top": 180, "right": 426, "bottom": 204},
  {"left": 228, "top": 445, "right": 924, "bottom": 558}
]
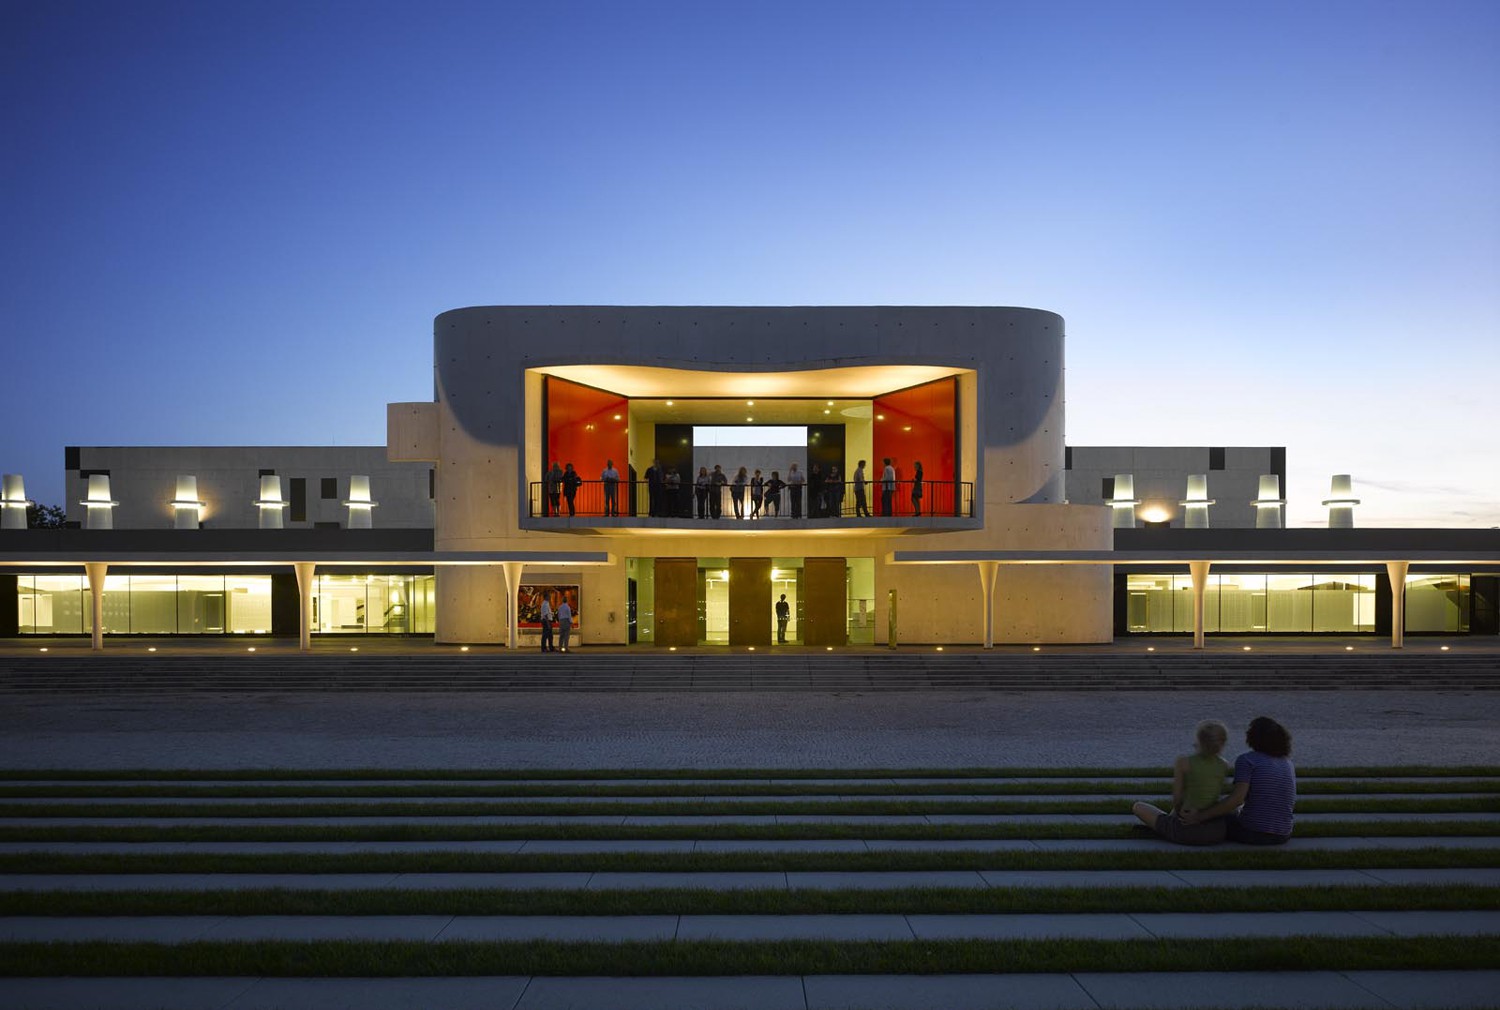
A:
[
  {"left": 544, "top": 463, "right": 583, "bottom": 516},
  {"left": 693, "top": 465, "right": 730, "bottom": 519},
  {"left": 537, "top": 595, "right": 574, "bottom": 653}
]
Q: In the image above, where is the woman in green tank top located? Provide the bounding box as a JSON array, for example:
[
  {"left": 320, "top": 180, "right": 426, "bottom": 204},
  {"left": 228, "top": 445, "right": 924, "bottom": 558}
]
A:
[{"left": 1132, "top": 720, "right": 1231, "bottom": 846}]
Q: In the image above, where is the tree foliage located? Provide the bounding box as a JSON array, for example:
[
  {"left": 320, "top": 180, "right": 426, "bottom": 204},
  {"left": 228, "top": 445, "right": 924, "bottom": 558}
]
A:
[{"left": 26, "top": 503, "right": 67, "bottom": 528}]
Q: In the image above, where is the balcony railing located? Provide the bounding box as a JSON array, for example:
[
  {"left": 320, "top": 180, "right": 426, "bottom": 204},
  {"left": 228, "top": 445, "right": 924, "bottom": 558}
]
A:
[{"left": 528, "top": 480, "right": 975, "bottom": 520}]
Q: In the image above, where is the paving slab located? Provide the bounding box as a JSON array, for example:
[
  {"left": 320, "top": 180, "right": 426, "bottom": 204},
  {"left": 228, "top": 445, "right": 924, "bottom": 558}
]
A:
[
  {"left": 388, "top": 872, "right": 594, "bottom": 890},
  {"left": 227, "top": 976, "right": 531, "bottom": 1009},
  {"left": 1167, "top": 869, "right": 1385, "bottom": 887},
  {"left": 0, "top": 915, "right": 227, "bottom": 942},
  {"left": 513, "top": 839, "right": 696, "bottom": 853},
  {"left": 1075, "top": 970, "right": 1385, "bottom": 1009},
  {"left": 0, "top": 872, "right": 406, "bottom": 892},
  {"left": 1349, "top": 909, "right": 1500, "bottom": 936},
  {"left": 623, "top": 815, "right": 779, "bottom": 825},
  {"left": 693, "top": 839, "right": 869, "bottom": 853},
  {"left": 515, "top": 976, "right": 806, "bottom": 1010},
  {"left": 199, "top": 915, "right": 454, "bottom": 941},
  {"left": 1131, "top": 910, "right": 1393, "bottom": 939},
  {"left": 0, "top": 840, "right": 531, "bottom": 854},
  {"left": 586, "top": 871, "right": 786, "bottom": 890},
  {"left": 436, "top": 914, "right": 678, "bottom": 942},
  {"left": 907, "top": 913, "right": 1151, "bottom": 940},
  {"left": 676, "top": 913, "right": 913, "bottom": 941},
  {"left": 1344, "top": 970, "right": 1500, "bottom": 1008},
  {"left": 0, "top": 978, "right": 259, "bottom": 1010},
  {"left": 978, "top": 870, "right": 1188, "bottom": 889},
  {"left": 1362, "top": 867, "right": 1500, "bottom": 886},
  {"left": 862, "top": 838, "right": 1039, "bottom": 852},
  {"left": 786, "top": 870, "right": 989, "bottom": 890},
  {"left": 805, "top": 972, "right": 1094, "bottom": 1009}
]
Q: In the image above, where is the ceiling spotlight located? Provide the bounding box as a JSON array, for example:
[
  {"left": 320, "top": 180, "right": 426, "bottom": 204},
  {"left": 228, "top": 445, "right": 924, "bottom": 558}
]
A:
[
  {"left": 746, "top": 400, "right": 754, "bottom": 406},
  {"left": 613, "top": 414, "right": 621, "bottom": 420},
  {"left": 826, "top": 400, "right": 834, "bottom": 406},
  {"left": 876, "top": 413, "right": 885, "bottom": 420},
  {"left": 665, "top": 400, "right": 674, "bottom": 406}
]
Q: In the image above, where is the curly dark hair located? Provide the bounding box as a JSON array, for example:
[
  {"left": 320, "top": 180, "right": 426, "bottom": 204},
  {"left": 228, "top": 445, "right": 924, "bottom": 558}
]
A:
[{"left": 1245, "top": 716, "right": 1292, "bottom": 758}]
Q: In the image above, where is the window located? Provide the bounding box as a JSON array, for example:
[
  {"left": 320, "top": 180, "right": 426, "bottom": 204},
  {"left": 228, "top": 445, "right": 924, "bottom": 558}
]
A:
[
  {"left": 322, "top": 478, "right": 338, "bottom": 500},
  {"left": 258, "top": 469, "right": 275, "bottom": 477},
  {"left": 289, "top": 478, "right": 306, "bottom": 523},
  {"left": 1209, "top": 447, "right": 1225, "bottom": 471},
  {"left": 1064, "top": 447, "right": 1072, "bottom": 470},
  {"left": 1101, "top": 477, "right": 1115, "bottom": 500}
]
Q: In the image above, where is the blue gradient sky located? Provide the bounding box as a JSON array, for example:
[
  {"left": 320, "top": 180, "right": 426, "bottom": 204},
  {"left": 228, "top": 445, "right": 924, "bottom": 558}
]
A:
[{"left": 4, "top": 0, "right": 1496, "bottom": 525}]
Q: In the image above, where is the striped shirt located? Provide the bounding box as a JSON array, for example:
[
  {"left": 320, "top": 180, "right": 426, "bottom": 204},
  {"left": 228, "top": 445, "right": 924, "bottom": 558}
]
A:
[{"left": 1233, "top": 750, "right": 1296, "bottom": 836}]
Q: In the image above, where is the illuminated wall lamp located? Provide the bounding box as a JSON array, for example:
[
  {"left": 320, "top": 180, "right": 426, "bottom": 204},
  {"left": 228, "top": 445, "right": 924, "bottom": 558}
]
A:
[
  {"left": 1, "top": 473, "right": 33, "bottom": 530},
  {"left": 1107, "top": 474, "right": 1140, "bottom": 530},
  {"left": 342, "top": 475, "right": 379, "bottom": 530},
  {"left": 1252, "top": 474, "right": 1285, "bottom": 529},
  {"left": 81, "top": 474, "right": 120, "bottom": 530},
  {"left": 254, "top": 475, "right": 289, "bottom": 530},
  {"left": 170, "top": 475, "right": 205, "bottom": 530},
  {"left": 1322, "top": 474, "right": 1359, "bottom": 529},
  {"left": 1179, "top": 474, "right": 1214, "bottom": 530}
]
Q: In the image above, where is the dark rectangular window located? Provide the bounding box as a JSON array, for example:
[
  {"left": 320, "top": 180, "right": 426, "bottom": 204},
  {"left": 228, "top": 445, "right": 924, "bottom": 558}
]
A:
[
  {"left": 78, "top": 469, "right": 111, "bottom": 479},
  {"left": 289, "top": 478, "right": 306, "bottom": 523},
  {"left": 1209, "top": 447, "right": 1225, "bottom": 471},
  {"left": 1064, "top": 446, "right": 1073, "bottom": 470},
  {"left": 65, "top": 447, "right": 80, "bottom": 471},
  {"left": 321, "top": 477, "right": 338, "bottom": 500},
  {"left": 258, "top": 469, "right": 275, "bottom": 477},
  {"left": 1271, "top": 447, "right": 1287, "bottom": 488},
  {"left": 428, "top": 469, "right": 436, "bottom": 499},
  {"left": 313, "top": 520, "right": 340, "bottom": 529},
  {"left": 1101, "top": 476, "right": 1115, "bottom": 500}
]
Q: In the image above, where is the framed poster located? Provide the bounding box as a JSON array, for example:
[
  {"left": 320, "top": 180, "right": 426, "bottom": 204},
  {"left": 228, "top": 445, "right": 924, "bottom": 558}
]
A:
[{"left": 518, "top": 584, "right": 581, "bottom": 629}]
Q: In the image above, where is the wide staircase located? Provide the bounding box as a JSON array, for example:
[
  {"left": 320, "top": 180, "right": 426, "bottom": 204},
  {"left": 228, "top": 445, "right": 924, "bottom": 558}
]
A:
[
  {"left": 3, "top": 650, "right": 1498, "bottom": 692},
  {"left": 0, "top": 766, "right": 1496, "bottom": 1007}
]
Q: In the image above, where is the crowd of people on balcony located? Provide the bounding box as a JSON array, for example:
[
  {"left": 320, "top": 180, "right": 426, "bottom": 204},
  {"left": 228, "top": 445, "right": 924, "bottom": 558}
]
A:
[{"left": 540, "top": 456, "right": 937, "bottom": 519}]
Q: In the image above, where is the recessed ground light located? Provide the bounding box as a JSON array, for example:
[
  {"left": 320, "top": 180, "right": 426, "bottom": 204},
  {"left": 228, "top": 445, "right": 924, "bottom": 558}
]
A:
[
  {"left": 350, "top": 647, "right": 359, "bottom": 652},
  {"left": 247, "top": 647, "right": 256, "bottom": 653},
  {"left": 1344, "top": 645, "right": 1353, "bottom": 651},
  {"left": 1242, "top": 646, "right": 1252, "bottom": 651},
  {"left": 1441, "top": 645, "right": 1451, "bottom": 651},
  {"left": 826, "top": 646, "right": 833, "bottom": 651},
  {"left": 1146, "top": 646, "right": 1155, "bottom": 652},
  {"left": 460, "top": 646, "right": 469, "bottom": 652},
  {"left": 669, "top": 646, "right": 677, "bottom": 651},
  {"left": 38, "top": 647, "right": 48, "bottom": 653},
  {"left": 748, "top": 646, "right": 755, "bottom": 651},
  {"left": 935, "top": 646, "right": 943, "bottom": 652},
  {"left": 1032, "top": 646, "right": 1041, "bottom": 652},
  {"left": 148, "top": 647, "right": 157, "bottom": 653}
]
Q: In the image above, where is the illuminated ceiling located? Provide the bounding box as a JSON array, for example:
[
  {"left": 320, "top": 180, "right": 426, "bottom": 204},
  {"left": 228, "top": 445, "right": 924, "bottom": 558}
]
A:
[{"left": 537, "top": 364, "right": 966, "bottom": 399}]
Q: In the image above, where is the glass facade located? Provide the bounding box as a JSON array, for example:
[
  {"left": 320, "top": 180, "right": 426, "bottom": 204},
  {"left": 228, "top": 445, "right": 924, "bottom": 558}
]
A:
[
  {"left": 16, "top": 573, "right": 434, "bottom": 636},
  {"left": 1407, "top": 574, "right": 1469, "bottom": 633},
  {"left": 1126, "top": 573, "right": 1378, "bottom": 634}
]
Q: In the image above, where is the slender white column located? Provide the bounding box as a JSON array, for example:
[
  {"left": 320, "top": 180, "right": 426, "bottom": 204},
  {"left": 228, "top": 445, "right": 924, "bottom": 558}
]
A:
[
  {"left": 343, "top": 475, "right": 378, "bottom": 530},
  {"left": 294, "top": 562, "right": 316, "bottom": 653},
  {"left": 85, "top": 562, "right": 107, "bottom": 651},
  {"left": 500, "top": 562, "right": 525, "bottom": 649},
  {"left": 82, "top": 475, "right": 119, "bottom": 530},
  {"left": 1252, "top": 474, "right": 1285, "bottom": 529},
  {"left": 171, "top": 475, "right": 204, "bottom": 530},
  {"left": 1189, "top": 560, "right": 1211, "bottom": 650},
  {"left": 977, "top": 561, "right": 999, "bottom": 650},
  {"left": 1180, "top": 475, "right": 1214, "bottom": 529},
  {"left": 1386, "top": 561, "right": 1410, "bottom": 649},
  {"left": 1, "top": 474, "right": 32, "bottom": 529},
  {"left": 1323, "top": 474, "right": 1359, "bottom": 529}
]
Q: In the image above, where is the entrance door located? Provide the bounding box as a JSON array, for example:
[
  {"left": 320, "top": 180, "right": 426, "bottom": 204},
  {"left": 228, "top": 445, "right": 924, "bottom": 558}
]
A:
[
  {"left": 729, "top": 558, "right": 772, "bottom": 646},
  {"left": 803, "top": 557, "right": 848, "bottom": 646},
  {"left": 654, "top": 558, "right": 698, "bottom": 647}
]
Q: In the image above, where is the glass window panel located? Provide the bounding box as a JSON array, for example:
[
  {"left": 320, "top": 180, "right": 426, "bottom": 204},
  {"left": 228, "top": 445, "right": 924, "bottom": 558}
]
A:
[
  {"left": 409, "top": 575, "right": 435, "bottom": 635},
  {"left": 100, "top": 575, "right": 131, "bottom": 635},
  {"left": 364, "top": 575, "right": 409, "bottom": 633},
  {"left": 1217, "top": 573, "right": 1264, "bottom": 633},
  {"left": 1125, "top": 575, "right": 1172, "bottom": 633},
  {"left": 1266, "top": 573, "right": 1313, "bottom": 633},
  {"left": 128, "top": 575, "right": 178, "bottom": 635},
  {"left": 177, "top": 575, "right": 226, "bottom": 634},
  {"left": 625, "top": 559, "right": 653, "bottom": 645},
  {"left": 20, "top": 575, "right": 86, "bottom": 634},
  {"left": 1312, "top": 574, "right": 1375, "bottom": 632},
  {"left": 1406, "top": 574, "right": 1469, "bottom": 633},
  {"left": 847, "top": 557, "right": 875, "bottom": 645},
  {"left": 226, "top": 576, "right": 274, "bottom": 634},
  {"left": 315, "top": 574, "right": 369, "bottom": 634},
  {"left": 700, "top": 564, "right": 730, "bottom": 644}
]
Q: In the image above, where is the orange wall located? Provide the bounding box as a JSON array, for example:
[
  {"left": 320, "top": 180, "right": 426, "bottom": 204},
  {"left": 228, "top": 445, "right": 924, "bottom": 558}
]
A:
[
  {"left": 873, "top": 377, "right": 957, "bottom": 508},
  {"left": 545, "top": 377, "right": 629, "bottom": 477}
]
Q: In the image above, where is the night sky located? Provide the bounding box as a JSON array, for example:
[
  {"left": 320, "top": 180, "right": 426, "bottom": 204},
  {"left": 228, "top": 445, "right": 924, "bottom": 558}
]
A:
[{"left": 4, "top": 0, "right": 1496, "bottom": 525}]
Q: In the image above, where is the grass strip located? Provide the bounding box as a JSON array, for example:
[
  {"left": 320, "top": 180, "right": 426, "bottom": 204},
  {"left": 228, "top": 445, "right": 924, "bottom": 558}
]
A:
[
  {"left": 2, "top": 885, "right": 1494, "bottom": 918},
  {"left": 1, "top": 765, "right": 1494, "bottom": 781},
  {"left": 3, "top": 847, "right": 1495, "bottom": 876},
  {"left": 5, "top": 779, "right": 1495, "bottom": 798},
  {"left": 3, "top": 797, "right": 1492, "bottom": 819},
  {"left": 2, "top": 935, "right": 1497, "bottom": 976}
]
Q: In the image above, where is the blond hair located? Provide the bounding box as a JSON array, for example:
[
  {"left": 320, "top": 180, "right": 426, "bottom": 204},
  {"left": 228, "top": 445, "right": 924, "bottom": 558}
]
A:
[{"left": 1195, "top": 720, "right": 1229, "bottom": 756}]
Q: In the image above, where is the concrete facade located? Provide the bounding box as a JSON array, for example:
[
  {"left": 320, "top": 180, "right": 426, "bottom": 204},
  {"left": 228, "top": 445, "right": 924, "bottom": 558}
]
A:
[{"left": 1064, "top": 446, "right": 1283, "bottom": 529}]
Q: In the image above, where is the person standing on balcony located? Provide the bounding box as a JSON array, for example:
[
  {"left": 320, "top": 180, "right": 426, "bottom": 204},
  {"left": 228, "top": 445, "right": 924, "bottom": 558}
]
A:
[
  {"left": 750, "top": 469, "right": 764, "bottom": 518},
  {"left": 694, "top": 467, "right": 711, "bottom": 519},
  {"left": 787, "top": 463, "right": 805, "bottom": 518},
  {"left": 545, "top": 462, "right": 564, "bottom": 516},
  {"left": 764, "top": 471, "right": 784, "bottom": 516},
  {"left": 910, "top": 461, "right": 924, "bottom": 517},
  {"left": 731, "top": 466, "right": 748, "bottom": 519},
  {"left": 562, "top": 463, "right": 581, "bottom": 516},
  {"left": 646, "top": 459, "right": 663, "bottom": 517},
  {"left": 826, "top": 466, "right": 844, "bottom": 517},
  {"left": 710, "top": 464, "right": 728, "bottom": 519},
  {"left": 880, "top": 458, "right": 896, "bottom": 516},
  {"left": 601, "top": 459, "right": 620, "bottom": 516},
  {"left": 853, "top": 460, "right": 871, "bottom": 517},
  {"left": 775, "top": 593, "right": 790, "bottom": 644}
]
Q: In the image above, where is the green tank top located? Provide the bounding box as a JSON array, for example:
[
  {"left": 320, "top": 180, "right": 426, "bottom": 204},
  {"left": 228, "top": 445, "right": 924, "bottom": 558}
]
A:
[{"left": 1183, "top": 753, "right": 1229, "bottom": 810}]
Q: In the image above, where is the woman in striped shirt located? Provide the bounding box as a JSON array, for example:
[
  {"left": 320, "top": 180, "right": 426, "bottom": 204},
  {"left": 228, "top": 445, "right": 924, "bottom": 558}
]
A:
[{"left": 1182, "top": 716, "right": 1296, "bottom": 845}]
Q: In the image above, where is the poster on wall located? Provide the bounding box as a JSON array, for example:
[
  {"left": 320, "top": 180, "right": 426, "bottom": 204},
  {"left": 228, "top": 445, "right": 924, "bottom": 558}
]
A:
[{"left": 518, "top": 585, "right": 581, "bottom": 629}]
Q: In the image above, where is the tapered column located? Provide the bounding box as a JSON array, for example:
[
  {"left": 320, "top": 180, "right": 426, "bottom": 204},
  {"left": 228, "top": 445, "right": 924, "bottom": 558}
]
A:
[
  {"left": 1, "top": 474, "right": 31, "bottom": 530},
  {"left": 293, "top": 562, "right": 316, "bottom": 652},
  {"left": 977, "top": 561, "right": 999, "bottom": 649},
  {"left": 343, "top": 475, "right": 378, "bottom": 530},
  {"left": 85, "top": 562, "right": 107, "bottom": 651},
  {"left": 1386, "top": 561, "right": 1409, "bottom": 649},
  {"left": 1253, "top": 474, "right": 1285, "bottom": 529},
  {"left": 500, "top": 562, "right": 525, "bottom": 649},
  {"left": 1189, "top": 560, "right": 1211, "bottom": 650}
]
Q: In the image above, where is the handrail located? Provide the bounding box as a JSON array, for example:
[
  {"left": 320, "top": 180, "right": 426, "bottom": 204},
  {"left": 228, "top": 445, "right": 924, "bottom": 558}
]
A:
[{"left": 527, "top": 480, "right": 975, "bottom": 519}]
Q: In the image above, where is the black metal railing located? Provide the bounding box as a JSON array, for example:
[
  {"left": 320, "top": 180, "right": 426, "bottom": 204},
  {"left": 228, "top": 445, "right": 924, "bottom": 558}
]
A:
[{"left": 528, "top": 480, "right": 975, "bottom": 520}]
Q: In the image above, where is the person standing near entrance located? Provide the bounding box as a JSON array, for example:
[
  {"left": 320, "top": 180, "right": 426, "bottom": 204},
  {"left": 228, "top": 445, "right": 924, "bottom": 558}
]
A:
[
  {"left": 787, "top": 463, "right": 805, "bottom": 518},
  {"left": 775, "top": 593, "right": 790, "bottom": 644},
  {"left": 646, "top": 459, "right": 663, "bottom": 517},
  {"left": 853, "top": 460, "right": 871, "bottom": 517},
  {"left": 556, "top": 597, "right": 573, "bottom": 652},
  {"left": 910, "top": 460, "right": 923, "bottom": 517},
  {"left": 539, "top": 595, "right": 555, "bottom": 653},
  {"left": 880, "top": 458, "right": 896, "bottom": 516},
  {"left": 601, "top": 459, "right": 620, "bottom": 516}
]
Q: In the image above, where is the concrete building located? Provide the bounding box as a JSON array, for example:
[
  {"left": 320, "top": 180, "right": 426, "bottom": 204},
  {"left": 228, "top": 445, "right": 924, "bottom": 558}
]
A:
[{"left": 2, "top": 305, "right": 1497, "bottom": 648}]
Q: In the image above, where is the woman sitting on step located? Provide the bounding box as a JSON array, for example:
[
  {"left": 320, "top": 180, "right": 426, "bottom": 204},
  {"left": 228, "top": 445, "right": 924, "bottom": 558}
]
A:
[
  {"left": 1180, "top": 716, "right": 1297, "bottom": 845},
  {"left": 1132, "top": 719, "right": 1231, "bottom": 845}
]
